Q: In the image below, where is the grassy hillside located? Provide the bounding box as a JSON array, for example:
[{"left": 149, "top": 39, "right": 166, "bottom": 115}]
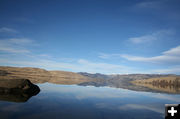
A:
[
  {"left": 132, "top": 76, "right": 180, "bottom": 85},
  {"left": 0, "top": 66, "right": 93, "bottom": 84},
  {"left": 0, "top": 66, "right": 51, "bottom": 83},
  {"left": 1, "top": 66, "right": 180, "bottom": 93},
  {"left": 131, "top": 76, "right": 180, "bottom": 93},
  {"left": 49, "top": 71, "right": 93, "bottom": 84}
]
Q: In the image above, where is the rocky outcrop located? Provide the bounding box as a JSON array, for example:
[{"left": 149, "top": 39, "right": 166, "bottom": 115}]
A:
[{"left": 0, "top": 78, "right": 40, "bottom": 102}]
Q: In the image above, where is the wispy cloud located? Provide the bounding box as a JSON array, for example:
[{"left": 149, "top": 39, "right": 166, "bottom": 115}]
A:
[
  {"left": 129, "top": 30, "right": 174, "bottom": 44},
  {"left": 163, "top": 45, "right": 180, "bottom": 56},
  {"left": 0, "top": 57, "right": 137, "bottom": 74},
  {"left": 0, "top": 28, "right": 136, "bottom": 74},
  {"left": 134, "top": 0, "right": 180, "bottom": 22},
  {"left": 134, "top": 0, "right": 174, "bottom": 10},
  {"left": 129, "top": 34, "right": 156, "bottom": 44},
  {"left": 0, "top": 27, "right": 18, "bottom": 33},
  {"left": 0, "top": 27, "right": 179, "bottom": 74},
  {"left": 121, "top": 45, "right": 180, "bottom": 64},
  {"left": 153, "top": 66, "right": 180, "bottom": 74},
  {"left": 135, "top": 0, "right": 164, "bottom": 9},
  {"left": 0, "top": 47, "right": 30, "bottom": 53},
  {"left": 8, "top": 38, "right": 33, "bottom": 45},
  {"left": 98, "top": 45, "right": 180, "bottom": 74},
  {"left": 98, "top": 53, "right": 122, "bottom": 59},
  {"left": 0, "top": 38, "right": 33, "bottom": 54},
  {"left": 77, "top": 59, "right": 132, "bottom": 73}
]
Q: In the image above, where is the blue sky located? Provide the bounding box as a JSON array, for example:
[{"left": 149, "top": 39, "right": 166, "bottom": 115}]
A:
[{"left": 0, "top": 0, "right": 180, "bottom": 74}]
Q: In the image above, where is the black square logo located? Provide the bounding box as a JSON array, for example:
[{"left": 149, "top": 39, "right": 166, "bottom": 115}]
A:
[{"left": 165, "top": 104, "right": 180, "bottom": 119}]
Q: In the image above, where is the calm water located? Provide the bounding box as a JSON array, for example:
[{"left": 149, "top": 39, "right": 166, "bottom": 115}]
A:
[{"left": 1, "top": 83, "right": 180, "bottom": 119}]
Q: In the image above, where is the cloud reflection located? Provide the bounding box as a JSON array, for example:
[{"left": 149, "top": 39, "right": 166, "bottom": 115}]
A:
[
  {"left": 119, "top": 104, "right": 163, "bottom": 114},
  {"left": 39, "top": 83, "right": 135, "bottom": 99}
]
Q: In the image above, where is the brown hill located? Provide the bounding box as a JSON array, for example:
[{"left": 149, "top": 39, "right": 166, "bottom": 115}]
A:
[
  {"left": 0, "top": 66, "right": 93, "bottom": 84},
  {"left": 0, "top": 66, "right": 51, "bottom": 83},
  {"left": 49, "top": 71, "right": 93, "bottom": 84},
  {"left": 0, "top": 78, "right": 40, "bottom": 102},
  {"left": 131, "top": 76, "right": 180, "bottom": 93}
]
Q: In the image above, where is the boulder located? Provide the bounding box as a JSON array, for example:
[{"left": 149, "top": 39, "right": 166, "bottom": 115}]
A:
[{"left": 0, "top": 78, "right": 40, "bottom": 102}]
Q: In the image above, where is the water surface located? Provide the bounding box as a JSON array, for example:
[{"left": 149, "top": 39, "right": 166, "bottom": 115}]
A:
[{"left": 0, "top": 83, "right": 180, "bottom": 119}]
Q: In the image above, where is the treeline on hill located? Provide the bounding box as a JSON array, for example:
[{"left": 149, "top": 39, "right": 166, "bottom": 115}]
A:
[
  {"left": 150, "top": 77, "right": 180, "bottom": 88},
  {"left": 132, "top": 77, "right": 180, "bottom": 88}
]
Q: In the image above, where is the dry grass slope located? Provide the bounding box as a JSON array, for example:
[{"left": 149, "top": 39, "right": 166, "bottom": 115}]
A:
[
  {"left": 49, "top": 71, "right": 93, "bottom": 84},
  {"left": 131, "top": 76, "right": 180, "bottom": 93},
  {"left": 0, "top": 66, "right": 51, "bottom": 83},
  {"left": 0, "top": 66, "right": 93, "bottom": 84}
]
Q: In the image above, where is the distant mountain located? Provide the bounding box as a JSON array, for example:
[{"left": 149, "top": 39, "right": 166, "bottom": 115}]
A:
[
  {"left": 1, "top": 66, "right": 180, "bottom": 94},
  {"left": 78, "top": 72, "right": 110, "bottom": 80},
  {"left": 79, "top": 72, "right": 175, "bottom": 81},
  {"left": 78, "top": 72, "right": 180, "bottom": 93}
]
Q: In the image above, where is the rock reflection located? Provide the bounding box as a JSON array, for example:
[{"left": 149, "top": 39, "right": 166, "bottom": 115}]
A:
[
  {"left": 0, "top": 78, "right": 40, "bottom": 103},
  {"left": 1, "top": 83, "right": 180, "bottom": 119},
  {"left": 0, "top": 92, "right": 39, "bottom": 103}
]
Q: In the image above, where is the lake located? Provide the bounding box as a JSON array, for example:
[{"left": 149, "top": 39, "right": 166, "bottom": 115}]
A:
[{"left": 0, "top": 83, "right": 180, "bottom": 119}]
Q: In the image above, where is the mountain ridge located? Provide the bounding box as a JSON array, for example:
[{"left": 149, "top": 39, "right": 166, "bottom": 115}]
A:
[{"left": 1, "top": 66, "right": 180, "bottom": 93}]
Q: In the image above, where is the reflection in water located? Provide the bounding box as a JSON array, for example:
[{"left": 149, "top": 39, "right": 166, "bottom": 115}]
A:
[
  {"left": 0, "top": 93, "right": 35, "bottom": 103},
  {"left": 0, "top": 83, "right": 180, "bottom": 119},
  {"left": 133, "top": 83, "right": 180, "bottom": 94},
  {"left": 79, "top": 80, "right": 180, "bottom": 94},
  {"left": 0, "top": 86, "right": 40, "bottom": 103},
  {"left": 131, "top": 77, "right": 180, "bottom": 94},
  {"left": 0, "top": 78, "right": 40, "bottom": 103}
]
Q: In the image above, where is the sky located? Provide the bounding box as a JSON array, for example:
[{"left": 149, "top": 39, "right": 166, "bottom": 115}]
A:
[{"left": 0, "top": 0, "right": 180, "bottom": 74}]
